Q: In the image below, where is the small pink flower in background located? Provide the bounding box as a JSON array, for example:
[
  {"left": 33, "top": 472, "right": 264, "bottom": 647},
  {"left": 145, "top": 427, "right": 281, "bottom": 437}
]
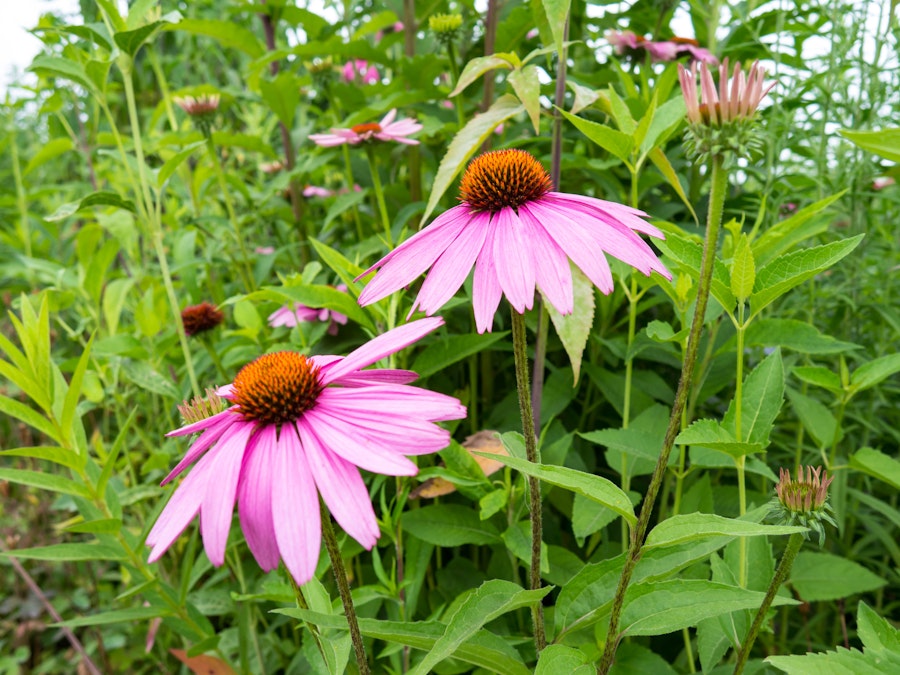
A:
[
  {"left": 494, "top": 123, "right": 505, "bottom": 135},
  {"left": 527, "top": 28, "right": 539, "bottom": 40},
  {"left": 441, "top": 100, "right": 455, "bottom": 110},
  {"left": 670, "top": 37, "right": 717, "bottom": 64},
  {"left": 607, "top": 31, "right": 717, "bottom": 64},
  {"left": 342, "top": 59, "right": 380, "bottom": 85},
  {"left": 309, "top": 109, "right": 422, "bottom": 147},
  {"left": 147, "top": 318, "right": 466, "bottom": 585},
  {"left": 376, "top": 21, "right": 404, "bottom": 41},
  {"left": 873, "top": 176, "right": 895, "bottom": 190},
  {"left": 357, "top": 149, "right": 671, "bottom": 333},
  {"left": 268, "top": 285, "right": 350, "bottom": 336},
  {"left": 303, "top": 185, "right": 335, "bottom": 198},
  {"left": 255, "top": 246, "right": 276, "bottom": 255},
  {"left": 779, "top": 203, "right": 798, "bottom": 217}
]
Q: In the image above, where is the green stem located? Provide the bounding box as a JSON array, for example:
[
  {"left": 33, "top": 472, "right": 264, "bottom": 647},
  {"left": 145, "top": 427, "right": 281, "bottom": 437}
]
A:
[
  {"left": 206, "top": 137, "right": 256, "bottom": 292},
  {"left": 340, "top": 142, "right": 365, "bottom": 240},
  {"left": 320, "top": 502, "right": 370, "bottom": 675},
  {"left": 598, "top": 155, "right": 728, "bottom": 674},
  {"left": 201, "top": 336, "right": 229, "bottom": 382},
  {"left": 120, "top": 58, "right": 201, "bottom": 398},
  {"left": 446, "top": 40, "right": 466, "bottom": 128},
  {"left": 8, "top": 122, "right": 32, "bottom": 258},
  {"left": 733, "top": 532, "right": 805, "bottom": 675},
  {"left": 365, "top": 146, "right": 393, "bottom": 246},
  {"left": 735, "top": 304, "right": 747, "bottom": 586},
  {"left": 510, "top": 309, "right": 546, "bottom": 654}
]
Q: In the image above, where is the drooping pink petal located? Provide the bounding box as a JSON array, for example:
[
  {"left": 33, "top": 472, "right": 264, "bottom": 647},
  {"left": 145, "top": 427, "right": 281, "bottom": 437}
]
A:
[
  {"left": 411, "top": 210, "right": 489, "bottom": 315},
  {"left": 305, "top": 408, "right": 420, "bottom": 475},
  {"left": 320, "top": 317, "right": 444, "bottom": 385},
  {"left": 472, "top": 216, "right": 504, "bottom": 333},
  {"left": 517, "top": 203, "right": 574, "bottom": 315},
  {"left": 314, "top": 401, "right": 452, "bottom": 454},
  {"left": 319, "top": 384, "right": 467, "bottom": 422},
  {"left": 272, "top": 425, "right": 322, "bottom": 585},
  {"left": 146, "top": 460, "right": 209, "bottom": 561},
  {"left": 491, "top": 207, "right": 536, "bottom": 314},
  {"left": 161, "top": 412, "right": 243, "bottom": 485},
  {"left": 296, "top": 419, "right": 380, "bottom": 549},
  {"left": 166, "top": 408, "right": 235, "bottom": 438},
  {"left": 237, "top": 425, "right": 280, "bottom": 571},
  {"left": 332, "top": 369, "right": 419, "bottom": 386},
  {"left": 199, "top": 422, "right": 254, "bottom": 566}
]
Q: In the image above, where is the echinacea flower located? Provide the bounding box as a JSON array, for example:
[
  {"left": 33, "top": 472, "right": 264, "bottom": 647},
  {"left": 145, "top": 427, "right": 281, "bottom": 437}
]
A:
[
  {"left": 342, "top": 59, "right": 380, "bottom": 85},
  {"left": 357, "top": 149, "right": 671, "bottom": 333},
  {"left": 607, "top": 31, "right": 716, "bottom": 64},
  {"left": 309, "top": 109, "right": 422, "bottom": 147},
  {"left": 146, "top": 318, "right": 466, "bottom": 584},
  {"left": 669, "top": 37, "right": 717, "bottom": 64},
  {"left": 679, "top": 59, "right": 773, "bottom": 160},
  {"left": 268, "top": 285, "right": 350, "bottom": 336},
  {"left": 174, "top": 94, "right": 220, "bottom": 117},
  {"left": 771, "top": 465, "right": 836, "bottom": 545},
  {"left": 303, "top": 185, "right": 335, "bottom": 198},
  {"left": 873, "top": 176, "right": 895, "bottom": 190},
  {"left": 181, "top": 302, "right": 224, "bottom": 336}
]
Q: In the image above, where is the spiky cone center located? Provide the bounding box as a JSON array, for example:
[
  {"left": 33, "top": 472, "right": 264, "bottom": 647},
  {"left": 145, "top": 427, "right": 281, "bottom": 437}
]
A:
[
  {"left": 181, "top": 302, "right": 224, "bottom": 336},
  {"left": 459, "top": 149, "right": 553, "bottom": 213},
  {"left": 351, "top": 122, "right": 383, "bottom": 136},
  {"left": 232, "top": 352, "right": 323, "bottom": 426},
  {"left": 179, "top": 388, "right": 228, "bottom": 425},
  {"left": 430, "top": 13, "right": 463, "bottom": 41}
]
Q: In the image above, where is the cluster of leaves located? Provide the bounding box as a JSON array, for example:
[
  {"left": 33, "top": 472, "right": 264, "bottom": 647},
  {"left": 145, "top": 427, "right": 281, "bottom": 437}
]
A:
[{"left": 0, "top": 0, "right": 898, "bottom": 673}]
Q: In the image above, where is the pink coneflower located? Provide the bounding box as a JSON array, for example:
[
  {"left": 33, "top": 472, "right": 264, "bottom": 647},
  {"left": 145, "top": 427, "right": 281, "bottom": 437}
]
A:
[
  {"left": 670, "top": 37, "right": 717, "bottom": 64},
  {"left": 342, "top": 59, "right": 380, "bottom": 85},
  {"left": 309, "top": 109, "right": 422, "bottom": 147},
  {"left": 357, "top": 149, "right": 671, "bottom": 333},
  {"left": 303, "top": 185, "right": 335, "bottom": 198},
  {"left": 174, "top": 94, "right": 220, "bottom": 117},
  {"left": 607, "top": 31, "right": 716, "bottom": 64},
  {"left": 873, "top": 176, "right": 895, "bottom": 190},
  {"left": 147, "top": 318, "right": 466, "bottom": 584},
  {"left": 268, "top": 285, "right": 350, "bottom": 335},
  {"left": 376, "top": 21, "right": 404, "bottom": 41},
  {"left": 680, "top": 58, "right": 772, "bottom": 127}
]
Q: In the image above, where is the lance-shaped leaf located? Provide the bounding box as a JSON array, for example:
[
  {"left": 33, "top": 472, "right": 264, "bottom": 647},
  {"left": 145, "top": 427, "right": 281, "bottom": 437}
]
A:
[
  {"left": 547, "top": 265, "right": 594, "bottom": 383},
  {"left": 644, "top": 514, "right": 806, "bottom": 549},
  {"left": 722, "top": 348, "right": 784, "bottom": 445}
]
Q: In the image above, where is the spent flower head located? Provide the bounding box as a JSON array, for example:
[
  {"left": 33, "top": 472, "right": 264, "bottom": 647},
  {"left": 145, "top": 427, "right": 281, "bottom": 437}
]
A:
[
  {"left": 678, "top": 58, "right": 773, "bottom": 161},
  {"left": 429, "top": 13, "right": 463, "bottom": 43},
  {"left": 770, "top": 465, "right": 836, "bottom": 546},
  {"left": 181, "top": 302, "right": 224, "bottom": 336},
  {"left": 174, "top": 94, "right": 220, "bottom": 137},
  {"left": 178, "top": 389, "right": 229, "bottom": 425}
]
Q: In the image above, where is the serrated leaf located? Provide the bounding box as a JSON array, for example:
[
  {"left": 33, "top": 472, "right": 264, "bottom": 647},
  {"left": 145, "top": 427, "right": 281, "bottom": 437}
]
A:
[
  {"left": 674, "top": 419, "right": 764, "bottom": 458},
  {"left": 644, "top": 514, "right": 805, "bottom": 549},
  {"left": 409, "top": 580, "right": 551, "bottom": 675},
  {"left": 567, "top": 81, "right": 599, "bottom": 115},
  {"left": 752, "top": 192, "right": 844, "bottom": 265},
  {"left": 857, "top": 601, "right": 900, "bottom": 654},
  {"left": 421, "top": 95, "right": 524, "bottom": 225},
  {"left": 402, "top": 505, "right": 500, "bottom": 546},
  {"left": 559, "top": 108, "right": 632, "bottom": 163},
  {"left": 768, "top": 646, "right": 899, "bottom": 674},
  {"left": 28, "top": 56, "right": 96, "bottom": 93},
  {"left": 656, "top": 234, "right": 734, "bottom": 310},
  {"left": 849, "top": 447, "right": 900, "bottom": 490},
  {"left": 850, "top": 353, "right": 900, "bottom": 393},
  {"left": 730, "top": 233, "right": 756, "bottom": 302},
  {"left": 786, "top": 388, "right": 837, "bottom": 448},
  {"left": 507, "top": 65, "right": 541, "bottom": 132},
  {"left": 535, "top": 645, "right": 593, "bottom": 674},
  {"left": 450, "top": 54, "right": 516, "bottom": 97},
  {"left": 46, "top": 191, "right": 136, "bottom": 222},
  {"left": 789, "top": 552, "right": 886, "bottom": 601},
  {"left": 479, "top": 446, "right": 635, "bottom": 525},
  {"left": 547, "top": 265, "right": 594, "bottom": 383},
  {"left": 723, "top": 348, "right": 784, "bottom": 445},
  {"left": 607, "top": 86, "right": 637, "bottom": 135},
  {"left": 792, "top": 365, "right": 842, "bottom": 392},
  {"left": 412, "top": 332, "right": 507, "bottom": 379},
  {"left": 749, "top": 235, "right": 864, "bottom": 317},
  {"left": 121, "top": 361, "right": 180, "bottom": 400}
]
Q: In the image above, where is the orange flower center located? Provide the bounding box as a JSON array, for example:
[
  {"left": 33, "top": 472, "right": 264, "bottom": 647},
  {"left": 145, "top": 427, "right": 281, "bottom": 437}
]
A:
[
  {"left": 670, "top": 36, "right": 700, "bottom": 46},
  {"left": 459, "top": 149, "right": 553, "bottom": 213},
  {"left": 232, "top": 352, "right": 322, "bottom": 426},
  {"left": 352, "top": 122, "right": 382, "bottom": 135}
]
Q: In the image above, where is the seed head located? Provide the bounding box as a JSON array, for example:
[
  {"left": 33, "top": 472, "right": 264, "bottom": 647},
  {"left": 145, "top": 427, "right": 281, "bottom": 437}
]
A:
[{"left": 770, "top": 465, "right": 836, "bottom": 546}]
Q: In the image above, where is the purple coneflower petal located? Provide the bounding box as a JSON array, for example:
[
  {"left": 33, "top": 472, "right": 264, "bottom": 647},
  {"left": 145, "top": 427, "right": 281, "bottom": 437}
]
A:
[
  {"left": 146, "top": 461, "right": 209, "bottom": 561},
  {"left": 237, "top": 425, "right": 280, "bottom": 571},
  {"left": 517, "top": 204, "right": 574, "bottom": 315},
  {"left": 319, "top": 386, "right": 466, "bottom": 422},
  {"left": 161, "top": 412, "right": 241, "bottom": 485},
  {"left": 492, "top": 207, "right": 536, "bottom": 313},
  {"left": 472, "top": 216, "right": 504, "bottom": 333}
]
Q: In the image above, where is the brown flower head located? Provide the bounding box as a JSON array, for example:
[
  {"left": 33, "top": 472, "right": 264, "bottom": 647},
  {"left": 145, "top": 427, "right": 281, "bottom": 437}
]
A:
[{"left": 181, "top": 302, "right": 224, "bottom": 336}]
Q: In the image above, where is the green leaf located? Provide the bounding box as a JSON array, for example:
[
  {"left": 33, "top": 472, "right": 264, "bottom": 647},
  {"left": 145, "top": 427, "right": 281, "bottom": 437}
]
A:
[
  {"left": 28, "top": 56, "right": 96, "bottom": 93},
  {"left": 857, "top": 601, "right": 900, "bottom": 654},
  {"left": 656, "top": 234, "right": 735, "bottom": 310},
  {"left": 648, "top": 147, "right": 698, "bottom": 223},
  {"left": 542, "top": 0, "right": 571, "bottom": 57},
  {"left": 674, "top": 419, "right": 764, "bottom": 458},
  {"left": 607, "top": 86, "right": 637, "bottom": 135},
  {"left": 2, "top": 543, "right": 126, "bottom": 562},
  {"left": 547, "top": 265, "right": 594, "bottom": 383},
  {"left": 567, "top": 80, "right": 599, "bottom": 115},
  {"left": 121, "top": 361, "right": 180, "bottom": 400},
  {"left": 63, "top": 518, "right": 123, "bottom": 534},
  {"left": 421, "top": 95, "right": 524, "bottom": 225},
  {"left": 792, "top": 365, "right": 842, "bottom": 393},
  {"left": 850, "top": 353, "right": 900, "bottom": 393},
  {"left": 259, "top": 71, "right": 301, "bottom": 128},
  {"left": 730, "top": 233, "right": 756, "bottom": 303},
  {"left": 621, "top": 579, "right": 798, "bottom": 637},
  {"left": 0, "top": 446, "right": 84, "bottom": 471},
  {"left": 114, "top": 12, "right": 181, "bottom": 57},
  {"left": 640, "top": 96, "right": 686, "bottom": 155},
  {"left": 752, "top": 192, "right": 844, "bottom": 265},
  {"left": 0, "top": 468, "right": 90, "bottom": 498},
  {"left": 789, "top": 552, "right": 886, "bottom": 602},
  {"left": 768, "top": 647, "right": 899, "bottom": 674},
  {"left": 535, "top": 645, "right": 593, "bottom": 674},
  {"left": 744, "top": 319, "right": 859, "bottom": 355},
  {"left": 841, "top": 128, "right": 900, "bottom": 162},
  {"left": 749, "top": 235, "right": 864, "bottom": 317},
  {"left": 786, "top": 388, "right": 837, "bottom": 448},
  {"left": 45, "top": 191, "right": 136, "bottom": 222},
  {"left": 157, "top": 141, "right": 205, "bottom": 188},
  {"left": 0, "top": 394, "right": 62, "bottom": 444},
  {"left": 644, "top": 514, "right": 805, "bottom": 549},
  {"left": 501, "top": 521, "right": 549, "bottom": 574},
  {"left": 411, "top": 332, "right": 507, "bottom": 379},
  {"left": 507, "top": 65, "right": 542, "bottom": 133},
  {"left": 450, "top": 54, "right": 516, "bottom": 96},
  {"left": 723, "top": 348, "right": 784, "bottom": 445},
  {"left": 61, "top": 335, "right": 93, "bottom": 446},
  {"left": 479, "top": 446, "right": 636, "bottom": 525},
  {"left": 55, "top": 606, "right": 172, "bottom": 627},
  {"left": 559, "top": 108, "right": 633, "bottom": 163},
  {"left": 409, "top": 580, "right": 551, "bottom": 675},
  {"left": 169, "top": 19, "right": 265, "bottom": 58},
  {"left": 849, "top": 447, "right": 900, "bottom": 490},
  {"left": 402, "top": 505, "right": 500, "bottom": 546},
  {"left": 309, "top": 238, "right": 366, "bottom": 294},
  {"left": 24, "top": 138, "right": 75, "bottom": 176}
]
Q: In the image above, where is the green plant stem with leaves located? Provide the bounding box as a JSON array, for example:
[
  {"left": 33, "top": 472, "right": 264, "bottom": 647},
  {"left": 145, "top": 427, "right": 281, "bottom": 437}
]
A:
[
  {"left": 365, "top": 146, "right": 393, "bottom": 246},
  {"left": 445, "top": 40, "right": 466, "bottom": 129},
  {"left": 598, "top": 155, "right": 728, "bottom": 674},
  {"left": 320, "top": 501, "right": 371, "bottom": 675},
  {"left": 734, "top": 300, "right": 749, "bottom": 586},
  {"left": 733, "top": 532, "right": 805, "bottom": 674},
  {"left": 510, "top": 309, "right": 546, "bottom": 654}
]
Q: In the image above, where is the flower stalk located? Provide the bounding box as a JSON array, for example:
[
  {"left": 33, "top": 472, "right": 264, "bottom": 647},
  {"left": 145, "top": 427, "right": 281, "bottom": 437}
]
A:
[
  {"left": 510, "top": 309, "right": 546, "bottom": 653},
  {"left": 598, "top": 154, "right": 728, "bottom": 674},
  {"left": 365, "top": 146, "right": 393, "bottom": 246}
]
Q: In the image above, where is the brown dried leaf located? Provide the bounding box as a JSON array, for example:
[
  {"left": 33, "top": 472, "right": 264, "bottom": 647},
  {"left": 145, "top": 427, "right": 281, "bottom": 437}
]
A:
[
  {"left": 410, "top": 430, "right": 508, "bottom": 499},
  {"left": 170, "top": 649, "right": 237, "bottom": 675}
]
